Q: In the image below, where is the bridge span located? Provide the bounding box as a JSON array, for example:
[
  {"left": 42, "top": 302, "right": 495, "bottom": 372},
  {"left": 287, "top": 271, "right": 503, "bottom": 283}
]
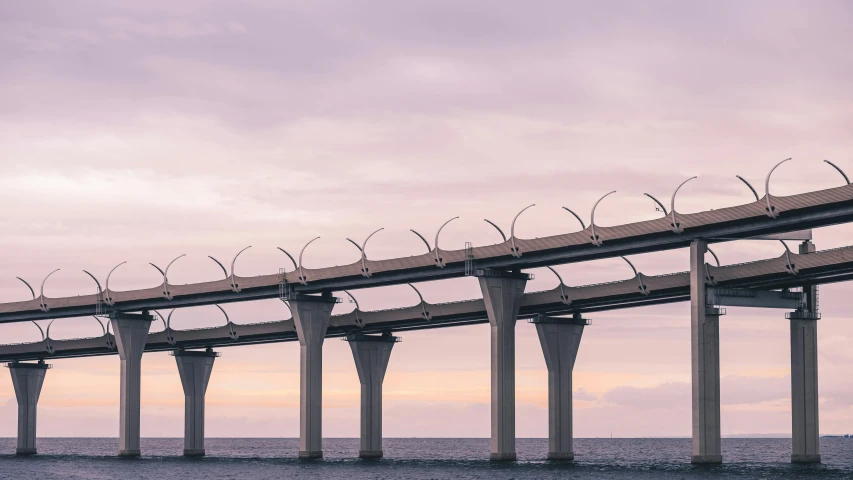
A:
[
  {"left": 1, "top": 239, "right": 843, "bottom": 463},
  {"left": 1, "top": 176, "right": 852, "bottom": 324},
  {"left": 1, "top": 162, "right": 851, "bottom": 464}
]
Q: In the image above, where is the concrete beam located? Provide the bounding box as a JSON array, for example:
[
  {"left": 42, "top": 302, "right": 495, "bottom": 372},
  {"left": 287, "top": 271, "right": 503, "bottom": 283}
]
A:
[
  {"left": 111, "top": 311, "right": 153, "bottom": 457},
  {"left": 290, "top": 293, "right": 337, "bottom": 459},
  {"left": 477, "top": 269, "right": 529, "bottom": 461},
  {"left": 791, "top": 240, "right": 820, "bottom": 463},
  {"left": 531, "top": 314, "right": 588, "bottom": 461},
  {"left": 7, "top": 361, "right": 49, "bottom": 455},
  {"left": 691, "top": 240, "right": 722, "bottom": 464},
  {"left": 346, "top": 333, "right": 399, "bottom": 459},
  {"left": 174, "top": 349, "right": 219, "bottom": 457},
  {"left": 707, "top": 288, "right": 803, "bottom": 309}
]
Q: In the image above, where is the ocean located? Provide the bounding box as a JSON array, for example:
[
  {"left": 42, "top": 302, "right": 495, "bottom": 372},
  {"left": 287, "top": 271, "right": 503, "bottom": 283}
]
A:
[{"left": 0, "top": 438, "right": 850, "bottom": 479}]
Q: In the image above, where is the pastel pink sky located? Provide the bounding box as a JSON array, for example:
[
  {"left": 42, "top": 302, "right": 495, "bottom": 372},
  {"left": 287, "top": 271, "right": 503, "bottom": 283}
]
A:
[{"left": 1, "top": 0, "right": 852, "bottom": 438}]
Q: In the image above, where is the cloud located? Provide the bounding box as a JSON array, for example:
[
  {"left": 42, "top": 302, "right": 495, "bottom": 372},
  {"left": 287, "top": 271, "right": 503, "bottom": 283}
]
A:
[
  {"left": 575, "top": 387, "right": 598, "bottom": 402},
  {"left": 602, "top": 382, "right": 690, "bottom": 410},
  {"left": 98, "top": 17, "right": 246, "bottom": 40}
]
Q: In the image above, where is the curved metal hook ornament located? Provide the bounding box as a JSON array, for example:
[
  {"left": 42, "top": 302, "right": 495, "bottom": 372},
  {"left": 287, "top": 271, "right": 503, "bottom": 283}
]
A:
[
  {"left": 104, "top": 261, "right": 127, "bottom": 306},
  {"left": 229, "top": 246, "right": 252, "bottom": 292},
  {"left": 410, "top": 229, "right": 431, "bottom": 253},
  {"left": 215, "top": 304, "right": 239, "bottom": 340},
  {"left": 280, "top": 299, "right": 293, "bottom": 319},
  {"left": 643, "top": 193, "right": 668, "bottom": 215},
  {"left": 152, "top": 310, "right": 169, "bottom": 332},
  {"left": 32, "top": 321, "right": 45, "bottom": 342},
  {"left": 669, "top": 176, "right": 697, "bottom": 233},
  {"left": 82, "top": 270, "right": 103, "bottom": 294},
  {"left": 208, "top": 256, "right": 228, "bottom": 279},
  {"left": 276, "top": 247, "right": 298, "bottom": 271},
  {"left": 38, "top": 269, "right": 60, "bottom": 312},
  {"left": 105, "top": 320, "right": 115, "bottom": 350},
  {"left": 16, "top": 277, "right": 36, "bottom": 299},
  {"left": 343, "top": 290, "right": 364, "bottom": 327},
  {"left": 347, "top": 228, "right": 384, "bottom": 278},
  {"left": 765, "top": 158, "right": 792, "bottom": 218},
  {"left": 346, "top": 238, "right": 363, "bottom": 254},
  {"left": 780, "top": 240, "right": 798, "bottom": 275},
  {"left": 483, "top": 219, "right": 507, "bottom": 242},
  {"left": 91, "top": 315, "right": 107, "bottom": 336},
  {"left": 433, "top": 217, "right": 459, "bottom": 268},
  {"left": 561, "top": 207, "right": 586, "bottom": 230},
  {"left": 157, "top": 309, "right": 175, "bottom": 345},
  {"left": 298, "top": 237, "right": 321, "bottom": 285},
  {"left": 704, "top": 247, "right": 721, "bottom": 285},
  {"left": 166, "top": 309, "right": 177, "bottom": 330},
  {"left": 620, "top": 256, "right": 648, "bottom": 295},
  {"left": 735, "top": 175, "right": 760, "bottom": 201},
  {"left": 590, "top": 191, "right": 616, "bottom": 246},
  {"left": 44, "top": 319, "right": 56, "bottom": 354},
  {"left": 707, "top": 247, "right": 721, "bottom": 267},
  {"left": 510, "top": 204, "right": 535, "bottom": 258},
  {"left": 407, "top": 283, "right": 432, "bottom": 320},
  {"left": 824, "top": 159, "right": 850, "bottom": 185},
  {"left": 546, "top": 266, "right": 570, "bottom": 305},
  {"left": 156, "top": 254, "right": 186, "bottom": 300}
]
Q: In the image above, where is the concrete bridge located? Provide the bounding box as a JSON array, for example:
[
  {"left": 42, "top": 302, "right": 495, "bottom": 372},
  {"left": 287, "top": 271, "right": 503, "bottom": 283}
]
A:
[{"left": 1, "top": 162, "right": 851, "bottom": 463}]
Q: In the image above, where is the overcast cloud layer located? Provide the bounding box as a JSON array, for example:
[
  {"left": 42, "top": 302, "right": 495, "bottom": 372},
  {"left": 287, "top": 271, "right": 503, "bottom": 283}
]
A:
[{"left": 1, "top": 0, "right": 852, "bottom": 439}]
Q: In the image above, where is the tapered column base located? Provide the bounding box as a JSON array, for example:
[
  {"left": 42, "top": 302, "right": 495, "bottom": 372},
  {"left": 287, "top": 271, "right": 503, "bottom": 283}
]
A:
[
  {"left": 691, "top": 454, "right": 722, "bottom": 464},
  {"left": 15, "top": 448, "right": 37, "bottom": 456},
  {"left": 490, "top": 452, "right": 517, "bottom": 461},
  {"left": 792, "top": 454, "right": 821, "bottom": 463},
  {"left": 359, "top": 450, "right": 383, "bottom": 459},
  {"left": 547, "top": 452, "right": 574, "bottom": 461},
  {"left": 299, "top": 450, "right": 323, "bottom": 459},
  {"left": 184, "top": 449, "right": 205, "bottom": 457},
  {"left": 119, "top": 449, "right": 141, "bottom": 457}
]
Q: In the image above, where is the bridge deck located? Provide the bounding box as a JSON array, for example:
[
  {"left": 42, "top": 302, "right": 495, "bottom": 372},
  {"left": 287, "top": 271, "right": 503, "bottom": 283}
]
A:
[{"left": 2, "top": 244, "right": 851, "bottom": 362}]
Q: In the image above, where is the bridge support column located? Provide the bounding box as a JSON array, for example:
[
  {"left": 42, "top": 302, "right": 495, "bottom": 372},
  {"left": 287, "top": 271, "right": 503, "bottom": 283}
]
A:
[
  {"left": 290, "top": 293, "right": 337, "bottom": 459},
  {"left": 531, "top": 314, "right": 588, "bottom": 461},
  {"left": 690, "top": 239, "right": 722, "bottom": 464},
  {"left": 791, "top": 239, "right": 820, "bottom": 463},
  {"left": 346, "top": 333, "right": 399, "bottom": 459},
  {"left": 476, "top": 269, "right": 529, "bottom": 462},
  {"left": 111, "top": 311, "right": 153, "bottom": 457},
  {"left": 174, "top": 349, "right": 219, "bottom": 457},
  {"left": 7, "top": 361, "right": 49, "bottom": 455}
]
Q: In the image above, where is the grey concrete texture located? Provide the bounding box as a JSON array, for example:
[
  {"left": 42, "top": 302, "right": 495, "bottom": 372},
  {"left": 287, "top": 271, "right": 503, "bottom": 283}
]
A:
[
  {"left": 536, "top": 320, "right": 585, "bottom": 460},
  {"left": 690, "top": 239, "right": 722, "bottom": 464},
  {"left": 111, "top": 314, "right": 152, "bottom": 457},
  {"left": 8, "top": 363, "right": 48, "bottom": 455},
  {"left": 478, "top": 272, "right": 527, "bottom": 461},
  {"left": 348, "top": 335, "right": 396, "bottom": 458},
  {"left": 290, "top": 296, "right": 336, "bottom": 459},
  {"left": 175, "top": 351, "right": 217, "bottom": 457}
]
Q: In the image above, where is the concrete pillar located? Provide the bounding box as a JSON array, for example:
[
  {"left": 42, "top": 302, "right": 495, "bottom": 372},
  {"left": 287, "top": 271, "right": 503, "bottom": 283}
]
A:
[
  {"left": 174, "top": 349, "right": 219, "bottom": 457},
  {"left": 290, "top": 293, "right": 337, "bottom": 459},
  {"left": 110, "top": 311, "right": 153, "bottom": 457},
  {"left": 7, "top": 361, "right": 50, "bottom": 455},
  {"left": 476, "top": 269, "right": 529, "bottom": 461},
  {"left": 690, "top": 239, "right": 722, "bottom": 464},
  {"left": 532, "top": 314, "right": 588, "bottom": 461},
  {"left": 346, "top": 333, "right": 398, "bottom": 459},
  {"left": 791, "top": 240, "right": 820, "bottom": 463}
]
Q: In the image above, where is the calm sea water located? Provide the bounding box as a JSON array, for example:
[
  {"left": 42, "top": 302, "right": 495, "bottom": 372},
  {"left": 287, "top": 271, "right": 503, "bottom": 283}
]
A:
[{"left": 0, "top": 438, "right": 850, "bottom": 479}]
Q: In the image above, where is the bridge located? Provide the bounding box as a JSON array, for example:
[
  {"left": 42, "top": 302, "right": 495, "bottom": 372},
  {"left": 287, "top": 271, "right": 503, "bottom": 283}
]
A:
[{"left": 1, "top": 160, "right": 851, "bottom": 463}]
